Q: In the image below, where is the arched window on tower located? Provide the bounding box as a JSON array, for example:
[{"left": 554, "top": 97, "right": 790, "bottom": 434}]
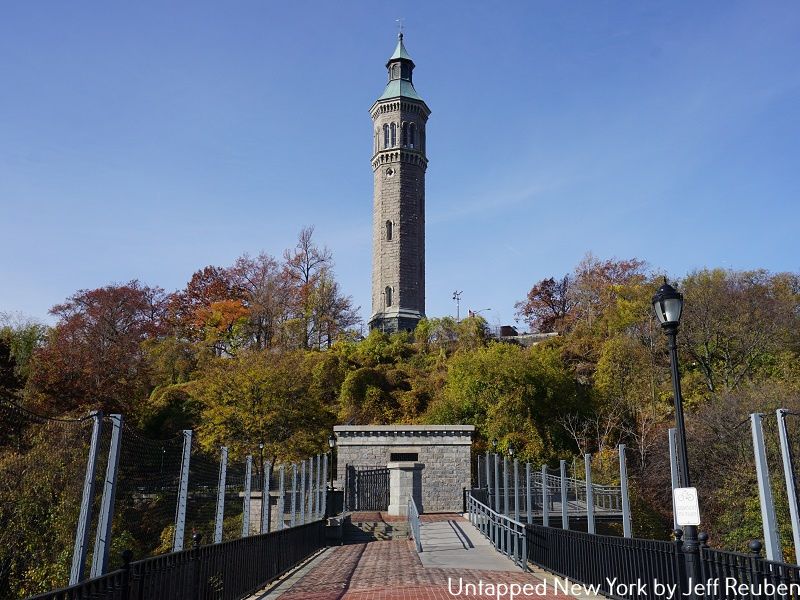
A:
[
  {"left": 409, "top": 123, "right": 416, "bottom": 149},
  {"left": 401, "top": 123, "right": 408, "bottom": 147},
  {"left": 383, "top": 124, "right": 389, "bottom": 149},
  {"left": 390, "top": 122, "right": 396, "bottom": 147},
  {"left": 385, "top": 286, "right": 392, "bottom": 307},
  {"left": 385, "top": 220, "right": 393, "bottom": 241}
]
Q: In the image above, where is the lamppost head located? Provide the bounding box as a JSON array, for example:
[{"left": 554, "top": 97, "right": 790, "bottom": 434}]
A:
[
  {"left": 652, "top": 279, "right": 684, "bottom": 330},
  {"left": 491, "top": 438, "right": 498, "bottom": 450},
  {"left": 328, "top": 433, "right": 336, "bottom": 449},
  {"left": 508, "top": 445, "right": 515, "bottom": 458}
]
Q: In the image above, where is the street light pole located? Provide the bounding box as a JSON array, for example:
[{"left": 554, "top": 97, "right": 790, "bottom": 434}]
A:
[
  {"left": 653, "top": 280, "right": 701, "bottom": 595},
  {"left": 327, "top": 433, "right": 336, "bottom": 515}
]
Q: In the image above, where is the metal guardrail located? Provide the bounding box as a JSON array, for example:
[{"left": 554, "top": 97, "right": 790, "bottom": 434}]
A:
[
  {"left": 467, "top": 492, "right": 528, "bottom": 571},
  {"left": 26, "top": 520, "right": 327, "bottom": 600},
  {"left": 408, "top": 496, "right": 422, "bottom": 553}
]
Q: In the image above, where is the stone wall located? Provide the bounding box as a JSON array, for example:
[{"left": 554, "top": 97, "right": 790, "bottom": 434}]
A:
[{"left": 333, "top": 425, "right": 474, "bottom": 513}]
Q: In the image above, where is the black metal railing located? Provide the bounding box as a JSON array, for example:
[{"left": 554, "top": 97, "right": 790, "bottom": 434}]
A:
[
  {"left": 526, "top": 524, "right": 682, "bottom": 600},
  {"left": 699, "top": 542, "right": 800, "bottom": 600},
  {"left": 27, "top": 520, "right": 327, "bottom": 600}
]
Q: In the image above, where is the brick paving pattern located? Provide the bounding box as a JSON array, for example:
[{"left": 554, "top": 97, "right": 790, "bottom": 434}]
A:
[{"left": 277, "top": 538, "right": 572, "bottom": 600}]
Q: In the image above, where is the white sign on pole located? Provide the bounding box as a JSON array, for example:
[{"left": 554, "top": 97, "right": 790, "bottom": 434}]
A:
[{"left": 673, "top": 487, "right": 701, "bottom": 526}]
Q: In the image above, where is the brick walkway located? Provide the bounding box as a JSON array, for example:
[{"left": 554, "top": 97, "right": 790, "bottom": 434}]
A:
[{"left": 276, "top": 538, "right": 572, "bottom": 600}]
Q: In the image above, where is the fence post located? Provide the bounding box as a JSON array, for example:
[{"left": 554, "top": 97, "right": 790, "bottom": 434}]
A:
[
  {"left": 619, "top": 444, "right": 632, "bottom": 538},
  {"left": 262, "top": 461, "right": 271, "bottom": 534},
  {"left": 321, "top": 454, "right": 328, "bottom": 517},
  {"left": 526, "top": 462, "right": 532, "bottom": 524},
  {"left": 560, "top": 460, "right": 569, "bottom": 530},
  {"left": 485, "top": 451, "right": 492, "bottom": 510},
  {"left": 278, "top": 465, "right": 286, "bottom": 530},
  {"left": 503, "top": 456, "right": 510, "bottom": 554},
  {"left": 300, "top": 460, "right": 307, "bottom": 525},
  {"left": 584, "top": 453, "right": 595, "bottom": 534},
  {"left": 513, "top": 458, "right": 520, "bottom": 522},
  {"left": 242, "top": 455, "right": 253, "bottom": 537},
  {"left": 751, "top": 413, "right": 781, "bottom": 560},
  {"left": 172, "top": 429, "right": 193, "bottom": 551},
  {"left": 308, "top": 457, "right": 315, "bottom": 520},
  {"left": 214, "top": 446, "right": 228, "bottom": 543},
  {"left": 541, "top": 465, "right": 549, "bottom": 527},
  {"left": 777, "top": 409, "right": 800, "bottom": 565},
  {"left": 70, "top": 410, "right": 103, "bottom": 584},
  {"left": 669, "top": 428, "right": 679, "bottom": 531},
  {"left": 90, "top": 413, "right": 123, "bottom": 578},
  {"left": 290, "top": 463, "right": 298, "bottom": 527}
]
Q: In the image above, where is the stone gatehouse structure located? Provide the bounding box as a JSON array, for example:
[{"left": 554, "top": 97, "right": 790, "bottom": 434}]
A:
[{"left": 333, "top": 424, "right": 474, "bottom": 513}]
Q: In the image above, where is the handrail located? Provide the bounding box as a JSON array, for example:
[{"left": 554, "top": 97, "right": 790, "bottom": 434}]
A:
[
  {"left": 408, "top": 496, "right": 422, "bottom": 553},
  {"left": 466, "top": 491, "right": 528, "bottom": 571}
]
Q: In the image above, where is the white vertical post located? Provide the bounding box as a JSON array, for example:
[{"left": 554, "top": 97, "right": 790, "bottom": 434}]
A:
[
  {"left": 173, "top": 429, "right": 193, "bottom": 551},
  {"left": 619, "top": 444, "right": 632, "bottom": 538},
  {"left": 777, "top": 409, "right": 800, "bottom": 565},
  {"left": 214, "top": 446, "right": 228, "bottom": 543},
  {"left": 752, "top": 413, "right": 781, "bottom": 560},
  {"left": 315, "top": 455, "right": 322, "bottom": 518},
  {"left": 526, "top": 463, "right": 532, "bottom": 524},
  {"left": 503, "top": 456, "right": 510, "bottom": 553},
  {"left": 513, "top": 459, "right": 520, "bottom": 522},
  {"left": 541, "top": 465, "right": 549, "bottom": 527},
  {"left": 262, "top": 461, "right": 271, "bottom": 534},
  {"left": 300, "top": 460, "right": 307, "bottom": 525},
  {"left": 278, "top": 465, "right": 286, "bottom": 530},
  {"left": 308, "top": 457, "right": 315, "bottom": 519},
  {"left": 290, "top": 463, "right": 298, "bottom": 527},
  {"left": 90, "top": 414, "right": 122, "bottom": 578},
  {"left": 70, "top": 411, "right": 103, "bottom": 584},
  {"left": 321, "top": 454, "right": 328, "bottom": 517},
  {"left": 486, "top": 451, "right": 493, "bottom": 510},
  {"left": 242, "top": 455, "right": 253, "bottom": 537},
  {"left": 560, "top": 460, "right": 569, "bottom": 530},
  {"left": 585, "top": 454, "right": 595, "bottom": 534},
  {"left": 493, "top": 454, "right": 500, "bottom": 546},
  {"left": 668, "top": 428, "right": 679, "bottom": 531}
]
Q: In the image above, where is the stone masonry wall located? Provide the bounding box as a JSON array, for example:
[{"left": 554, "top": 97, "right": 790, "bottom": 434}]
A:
[{"left": 333, "top": 425, "right": 473, "bottom": 513}]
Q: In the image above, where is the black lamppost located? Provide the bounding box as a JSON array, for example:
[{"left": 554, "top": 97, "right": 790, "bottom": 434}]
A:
[
  {"left": 507, "top": 445, "right": 515, "bottom": 459},
  {"left": 653, "top": 280, "right": 700, "bottom": 589},
  {"left": 328, "top": 433, "right": 336, "bottom": 490}
]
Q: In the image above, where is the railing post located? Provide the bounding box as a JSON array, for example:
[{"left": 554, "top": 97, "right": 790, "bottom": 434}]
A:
[
  {"left": 290, "top": 463, "right": 298, "bottom": 527},
  {"left": 585, "top": 453, "right": 595, "bottom": 534},
  {"left": 173, "top": 429, "right": 193, "bottom": 551},
  {"left": 120, "top": 549, "right": 133, "bottom": 600},
  {"left": 751, "top": 413, "right": 781, "bottom": 560},
  {"left": 242, "top": 455, "right": 253, "bottom": 537},
  {"left": 214, "top": 446, "right": 228, "bottom": 543},
  {"left": 560, "top": 460, "right": 569, "bottom": 530},
  {"left": 526, "top": 462, "right": 532, "bottom": 525},
  {"left": 513, "top": 458, "right": 520, "bottom": 557},
  {"left": 262, "top": 460, "right": 271, "bottom": 534},
  {"left": 541, "top": 465, "right": 549, "bottom": 527},
  {"left": 91, "top": 413, "right": 123, "bottom": 578},
  {"left": 777, "top": 409, "right": 800, "bottom": 564},
  {"left": 619, "top": 444, "right": 632, "bottom": 538},
  {"left": 70, "top": 410, "right": 103, "bottom": 584},
  {"left": 191, "top": 532, "right": 202, "bottom": 600},
  {"left": 669, "top": 428, "right": 680, "bottom": 531},
  {"left": 278, "top": 465, "right": 286, "bottom": 530}
]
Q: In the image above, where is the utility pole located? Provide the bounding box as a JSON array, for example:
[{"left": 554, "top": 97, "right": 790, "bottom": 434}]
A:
[{"left": 452, "top": 290, "right": 463, "bottom": 321}]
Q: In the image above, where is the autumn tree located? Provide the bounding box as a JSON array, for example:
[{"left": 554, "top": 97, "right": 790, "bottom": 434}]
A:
[{"left": 26, "top": 281, "right": 168, "bottom": 413}]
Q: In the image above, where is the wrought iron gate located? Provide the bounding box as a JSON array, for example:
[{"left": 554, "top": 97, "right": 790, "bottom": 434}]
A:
[{"left": 345, "top": 465, "right": 390, "bottom": 511}]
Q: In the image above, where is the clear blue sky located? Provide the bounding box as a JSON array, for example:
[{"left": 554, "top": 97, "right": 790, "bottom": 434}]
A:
[{"left": 1, "top": 2, "right": 798, "bottom": 328}]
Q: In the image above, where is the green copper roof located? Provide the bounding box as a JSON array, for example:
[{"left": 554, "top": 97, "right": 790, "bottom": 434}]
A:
[
  {"left": 376, "top": 78, "right": 422, "bottom": 102},
  {"left": 388, "top": 34, "right": 413, "bottom": 62}
]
